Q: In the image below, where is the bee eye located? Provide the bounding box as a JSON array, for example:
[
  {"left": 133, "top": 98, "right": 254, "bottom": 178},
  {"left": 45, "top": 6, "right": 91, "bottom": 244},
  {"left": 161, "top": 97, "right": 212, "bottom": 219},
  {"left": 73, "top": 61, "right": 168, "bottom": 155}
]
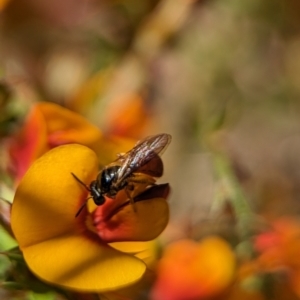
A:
[{"left": 95, "top": 196, "right": 105, "bottom": 205}]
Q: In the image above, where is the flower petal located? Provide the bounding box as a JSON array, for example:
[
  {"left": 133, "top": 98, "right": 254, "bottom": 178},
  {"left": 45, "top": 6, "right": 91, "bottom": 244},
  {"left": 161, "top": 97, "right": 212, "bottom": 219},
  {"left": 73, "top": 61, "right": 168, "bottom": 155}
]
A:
[
  {"left": 9, "top": 105, "right": 48, "bottom": 182},
  {"left": 37, "top": 102, "right": 102, "bottom": 150},
  {"left": 105, "top": 93, "right": 149, "bottom": 138},
  {"left": 96, "top": 135, "right": 136, "bottom": 165},
  {"left": 11, "top": 144, "right": 146, "bottom": 291},
  {"left": 151, "top": 237, "right": 236, "bottom": 300},
  {"left": 110, "top": 240, "right": 158, "bottom": 269},
  {"left": 23, "top": 232, "right": 146, "bottom": 291},
  {"left": 11, "top": 144, "right": 99, "bottom": 248},
  {"left": 93, "top": 185, "right": 170, "bottom": 243}
]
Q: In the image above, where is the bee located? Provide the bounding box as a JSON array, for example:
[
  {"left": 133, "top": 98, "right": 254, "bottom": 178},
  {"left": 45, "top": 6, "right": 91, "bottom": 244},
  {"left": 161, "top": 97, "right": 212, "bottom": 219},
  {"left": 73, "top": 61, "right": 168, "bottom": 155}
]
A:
[{"left": 72, "top": 133, "right": 172, "bottom": 217}]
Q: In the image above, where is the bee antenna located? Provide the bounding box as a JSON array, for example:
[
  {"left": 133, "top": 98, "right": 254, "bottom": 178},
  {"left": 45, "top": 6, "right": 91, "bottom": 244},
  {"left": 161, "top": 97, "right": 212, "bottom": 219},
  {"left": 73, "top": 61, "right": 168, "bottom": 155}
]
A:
[
  {"left": 71, "top": 172, "right": 90, "bottom": 191},
  {"left": 75, "top": 196, "right": 92, "bottom": 217}
]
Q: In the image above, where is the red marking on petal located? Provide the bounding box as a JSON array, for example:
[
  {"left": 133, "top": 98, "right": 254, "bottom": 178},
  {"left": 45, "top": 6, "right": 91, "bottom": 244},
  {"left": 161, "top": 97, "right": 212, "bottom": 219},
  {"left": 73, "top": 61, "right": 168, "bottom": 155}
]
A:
[
  {"left": 9, "top": 106, "right": 48, "bottom": 182},
  {"left": 91, "top": 186, "right": 170, "bottom": 243}
]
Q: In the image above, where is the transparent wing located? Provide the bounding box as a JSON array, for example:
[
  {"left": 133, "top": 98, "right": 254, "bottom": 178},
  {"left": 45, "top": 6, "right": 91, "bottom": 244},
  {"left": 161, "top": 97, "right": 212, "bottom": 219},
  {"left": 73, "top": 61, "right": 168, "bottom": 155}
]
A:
[{"left": 114, "top": 133, "right": 171, "bottom": 185}]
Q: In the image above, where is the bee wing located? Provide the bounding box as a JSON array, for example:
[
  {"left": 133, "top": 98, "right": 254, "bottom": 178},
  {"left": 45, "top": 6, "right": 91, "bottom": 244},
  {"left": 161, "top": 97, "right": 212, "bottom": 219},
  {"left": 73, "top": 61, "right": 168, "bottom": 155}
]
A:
[
  {"left": 115, "top": 133, "right": 171, "bottom": 184},
  {"left": 137, "top": 153, "right": 164, "bottom": 177}
]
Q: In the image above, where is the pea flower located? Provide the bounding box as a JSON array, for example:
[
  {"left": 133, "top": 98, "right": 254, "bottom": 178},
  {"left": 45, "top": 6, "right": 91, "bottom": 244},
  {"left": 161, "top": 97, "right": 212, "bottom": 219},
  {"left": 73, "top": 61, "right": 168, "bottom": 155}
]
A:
[
  {"left": 8, "top": 102, "right": 102, "bottom": 182},
  {"left": 151, "top": 236, "right": 236, "bottom": 300},
  {"left": 253, "top": 217, "right": 300, "bottom": 297},
  {"left": 104, "top": 93, "right": 150, "bottom": 139},
  {"left": 11, "top": 144, "right": 169, "bottom": 292}
]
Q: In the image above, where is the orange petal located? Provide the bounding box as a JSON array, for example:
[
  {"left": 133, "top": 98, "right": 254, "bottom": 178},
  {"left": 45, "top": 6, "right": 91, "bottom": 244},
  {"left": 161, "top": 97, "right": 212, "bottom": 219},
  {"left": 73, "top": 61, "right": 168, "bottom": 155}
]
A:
[
  {"left": 93, "top": 185, "right": 170, "bottom": 243},
  {"left": 106, "top": 93, "right": 149, "bottom": 138},
  {"left": 37, "top": 102, "right": 102, "bottom": 151}
]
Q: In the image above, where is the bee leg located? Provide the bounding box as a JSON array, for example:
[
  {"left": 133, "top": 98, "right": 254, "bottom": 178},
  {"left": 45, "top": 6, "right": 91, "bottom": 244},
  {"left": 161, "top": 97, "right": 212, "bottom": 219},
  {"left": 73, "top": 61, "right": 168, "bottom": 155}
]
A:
[
  {"left": 116, "top": 152, "right": 126, "bottom": 159},
  {"left": 125, "top": 185, "right": 137, "bottom": 211},
  {"left": 126, "top": 173, "right": 156, "bottom": 186}
]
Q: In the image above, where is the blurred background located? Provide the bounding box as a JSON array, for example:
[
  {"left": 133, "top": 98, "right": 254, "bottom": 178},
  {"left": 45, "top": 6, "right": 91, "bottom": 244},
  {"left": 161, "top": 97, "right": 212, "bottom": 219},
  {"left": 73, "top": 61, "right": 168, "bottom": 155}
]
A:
[
  {"left": 2, "top": 0, "right": 300, "bottom": 235},
  {"left": 2, "top": 0, "right": 300, "bottom": 298}
]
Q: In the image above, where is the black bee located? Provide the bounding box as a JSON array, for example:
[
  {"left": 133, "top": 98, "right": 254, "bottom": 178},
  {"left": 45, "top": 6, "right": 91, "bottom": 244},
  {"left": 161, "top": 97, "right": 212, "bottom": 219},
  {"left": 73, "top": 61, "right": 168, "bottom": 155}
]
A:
[{"left": 72, "top": 133, "right": 172, "bottom": 217}]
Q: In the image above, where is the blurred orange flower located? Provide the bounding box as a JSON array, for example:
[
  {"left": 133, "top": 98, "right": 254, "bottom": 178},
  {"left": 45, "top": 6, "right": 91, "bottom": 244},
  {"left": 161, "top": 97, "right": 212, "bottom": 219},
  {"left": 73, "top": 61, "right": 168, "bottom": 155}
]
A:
[
  {"left": 151, "top": 236, "right": 236, "bottom": 300},
  {"left": 254, "top": 217, "right": 300, "bottom": 296},
  {"left": 104, "top": 93, "right": 150, "bottom": 139},
  {"left": 254, "top": 218, "right": 300, "bottom": 270},
  {"left": 70, "top": 66, "right": 151, "bottom": 139},
  {"left": 11, "top": 144, "right": 170, "bottom": 292},
  {"left": 8, "top": 102, "right": 102, "bottom": 182}
]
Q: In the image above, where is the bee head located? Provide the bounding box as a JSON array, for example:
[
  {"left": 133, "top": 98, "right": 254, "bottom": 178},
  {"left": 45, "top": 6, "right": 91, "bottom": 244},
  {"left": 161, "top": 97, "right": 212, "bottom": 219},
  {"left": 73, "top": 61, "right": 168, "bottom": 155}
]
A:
[{"left": 89, "top": 180, "right": 106, "bottom": 205}]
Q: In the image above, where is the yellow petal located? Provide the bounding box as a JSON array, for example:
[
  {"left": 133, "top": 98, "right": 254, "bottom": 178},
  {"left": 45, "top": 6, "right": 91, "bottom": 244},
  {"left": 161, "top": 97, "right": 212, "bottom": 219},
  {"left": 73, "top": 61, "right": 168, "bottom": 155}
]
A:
[
  {"left": 110, "top": 240, "right": 158, "bottom": 269},
  {"left": 103, "top": 270, "right": 155, "bottom": 300},
  {"left": 96, "top": 135, "right": 136, "bottom": 165},
  {"left": 195, "top": 236, "right": 236, "bottom": 293},
  {"left": 11, "top": 144, "right": 98, "bottom": 248},
  {"left": 110, "top": 240, "right": 156, "bottom": 255},
  {"left": 24, "top": 232, "right": 146, "bottom": 291}
]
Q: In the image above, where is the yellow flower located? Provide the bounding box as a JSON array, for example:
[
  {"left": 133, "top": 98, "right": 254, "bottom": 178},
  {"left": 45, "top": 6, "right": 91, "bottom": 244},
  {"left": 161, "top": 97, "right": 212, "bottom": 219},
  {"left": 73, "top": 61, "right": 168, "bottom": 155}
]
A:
[{"left": 11, "top": 144, "right": 169, "bottom": 292}]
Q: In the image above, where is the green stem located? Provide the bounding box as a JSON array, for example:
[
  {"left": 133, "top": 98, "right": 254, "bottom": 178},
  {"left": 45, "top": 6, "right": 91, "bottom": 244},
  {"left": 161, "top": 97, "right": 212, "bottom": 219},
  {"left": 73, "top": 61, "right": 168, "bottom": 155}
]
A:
[{"left": 212, "top": 153, "right": 253, "bottom": 239}]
